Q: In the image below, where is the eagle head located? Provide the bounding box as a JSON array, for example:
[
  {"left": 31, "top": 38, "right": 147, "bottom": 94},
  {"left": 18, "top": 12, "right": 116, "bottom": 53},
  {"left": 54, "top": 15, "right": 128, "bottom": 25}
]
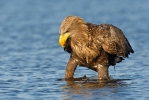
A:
[{"left": 59, "top": 16, "right": 86, "bottom": 47}]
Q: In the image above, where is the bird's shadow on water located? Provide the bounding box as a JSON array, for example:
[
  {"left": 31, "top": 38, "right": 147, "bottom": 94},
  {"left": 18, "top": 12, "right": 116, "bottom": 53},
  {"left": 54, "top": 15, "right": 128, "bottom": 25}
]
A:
[
  {"left": 56, "top": 76, "right": 134, "bottom": 100},
  {"left": 58, "top": 76, "right": 132, "bottom": 92},
  {"left": 57, "top": 76, "right": 132, "bottom": 99}
]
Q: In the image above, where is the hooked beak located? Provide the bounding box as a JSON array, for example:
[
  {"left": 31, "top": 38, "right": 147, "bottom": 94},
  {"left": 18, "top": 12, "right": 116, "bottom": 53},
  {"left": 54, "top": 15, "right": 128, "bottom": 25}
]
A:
[{"left": 59, "top": 32, "right": 71, "bottom": 47}]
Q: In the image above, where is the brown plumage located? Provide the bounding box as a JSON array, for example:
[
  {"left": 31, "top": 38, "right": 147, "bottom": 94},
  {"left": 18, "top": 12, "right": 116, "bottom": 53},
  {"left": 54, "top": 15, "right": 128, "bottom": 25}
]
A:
[{"left": 59, "top": 16, "right": 134, "bottom": 81}]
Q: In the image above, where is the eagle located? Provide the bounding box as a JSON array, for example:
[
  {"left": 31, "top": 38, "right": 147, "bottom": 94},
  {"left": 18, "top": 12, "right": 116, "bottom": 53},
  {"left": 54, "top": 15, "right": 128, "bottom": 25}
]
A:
[{"left": 59, "top": 16, "right": 134, "bottom": 81}]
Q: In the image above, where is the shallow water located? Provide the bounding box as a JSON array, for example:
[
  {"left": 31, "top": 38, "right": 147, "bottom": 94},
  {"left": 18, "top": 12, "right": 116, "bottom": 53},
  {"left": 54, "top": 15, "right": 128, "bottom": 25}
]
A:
[{"left": 0, "top": 0, "right": 149, "bottom": 100}]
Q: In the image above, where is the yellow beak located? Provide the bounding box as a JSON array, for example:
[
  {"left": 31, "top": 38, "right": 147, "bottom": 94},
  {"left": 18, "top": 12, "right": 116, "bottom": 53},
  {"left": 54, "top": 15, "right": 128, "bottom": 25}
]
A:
[{"left": 59, "top": 32, "right": 71, "bottom": 47}]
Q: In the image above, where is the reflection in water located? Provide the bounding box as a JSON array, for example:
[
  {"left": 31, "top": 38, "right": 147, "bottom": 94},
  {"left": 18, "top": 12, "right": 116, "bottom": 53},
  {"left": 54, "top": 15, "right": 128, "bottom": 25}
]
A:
[{"left": 60, "top": 76, "right": 131, "bottom": 100}]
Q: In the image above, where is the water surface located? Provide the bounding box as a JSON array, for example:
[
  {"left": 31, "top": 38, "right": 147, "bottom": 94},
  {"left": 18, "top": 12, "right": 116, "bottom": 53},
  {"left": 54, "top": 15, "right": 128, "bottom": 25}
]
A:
[{"left": 0, "top": 0, "right": 149, "bottom": 100}]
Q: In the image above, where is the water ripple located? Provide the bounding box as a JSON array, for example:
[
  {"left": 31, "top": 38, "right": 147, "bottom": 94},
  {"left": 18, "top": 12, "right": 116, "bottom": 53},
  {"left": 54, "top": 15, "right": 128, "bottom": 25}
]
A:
[{"left": 0, "top": 0, "right": 149, "bottom": 100}]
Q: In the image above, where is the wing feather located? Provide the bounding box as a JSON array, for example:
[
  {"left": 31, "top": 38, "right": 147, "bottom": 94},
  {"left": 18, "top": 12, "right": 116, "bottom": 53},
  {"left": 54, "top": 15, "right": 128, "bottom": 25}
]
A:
[{"left": 96, "top": 24, "right": 134, "bottom": 57}]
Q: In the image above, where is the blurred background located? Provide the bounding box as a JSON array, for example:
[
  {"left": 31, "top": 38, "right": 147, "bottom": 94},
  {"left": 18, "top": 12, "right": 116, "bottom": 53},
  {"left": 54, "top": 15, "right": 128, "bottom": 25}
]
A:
[{"left": 0, "top": 0, "right": 148, "bottom": 100}]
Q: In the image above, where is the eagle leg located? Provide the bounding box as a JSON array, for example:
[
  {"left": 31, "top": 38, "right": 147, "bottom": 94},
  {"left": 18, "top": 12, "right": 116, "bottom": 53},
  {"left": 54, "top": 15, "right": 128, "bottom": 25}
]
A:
[
  {"left": 65, "top": 57, "right": 77, "bottom": 79},
  {"left": 97, "top": 64, "right": 110, "bottom": 81}
]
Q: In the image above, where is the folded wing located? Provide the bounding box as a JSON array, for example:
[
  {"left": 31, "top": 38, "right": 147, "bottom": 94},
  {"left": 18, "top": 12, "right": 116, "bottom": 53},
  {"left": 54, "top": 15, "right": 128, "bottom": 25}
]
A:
[{"left": 96, "top": 24, "right": 134, "bottom": 57}]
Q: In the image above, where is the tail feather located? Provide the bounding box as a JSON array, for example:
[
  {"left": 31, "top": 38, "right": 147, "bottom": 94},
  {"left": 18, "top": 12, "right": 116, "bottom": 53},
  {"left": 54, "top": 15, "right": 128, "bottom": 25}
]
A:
[
  {"left": 109, "top": 54, "right": 124, "bottom": 66},
  {"left": 115, "top": 56, "right": 124, "bottom": 63}
]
